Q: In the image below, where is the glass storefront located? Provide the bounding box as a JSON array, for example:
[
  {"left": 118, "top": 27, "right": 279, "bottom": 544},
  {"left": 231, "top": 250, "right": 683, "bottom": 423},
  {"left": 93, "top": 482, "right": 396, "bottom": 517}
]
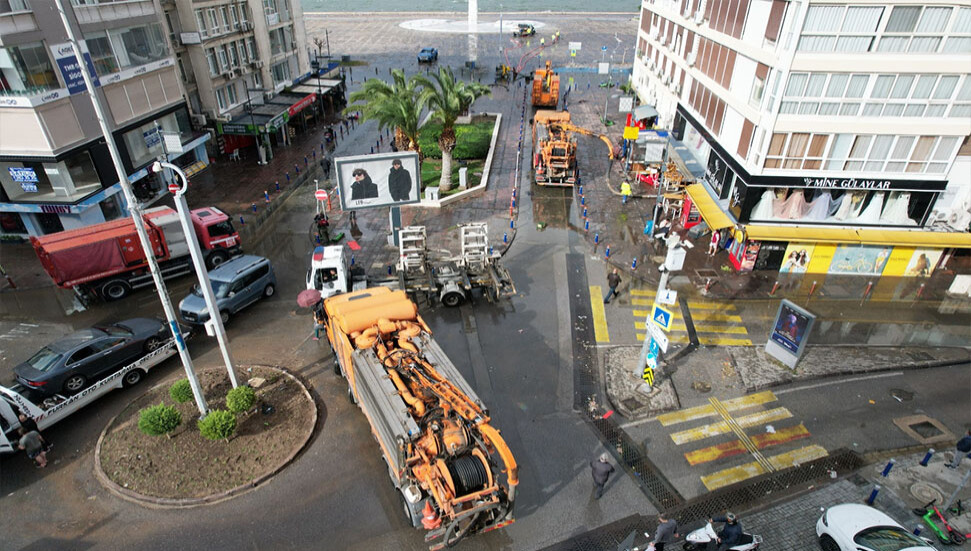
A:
[
  {"left": 121, "top": 108, "right": 192, "bottom": 170},
  {"left": 0, "top": 150, "right": 102, "bottom": 203}
]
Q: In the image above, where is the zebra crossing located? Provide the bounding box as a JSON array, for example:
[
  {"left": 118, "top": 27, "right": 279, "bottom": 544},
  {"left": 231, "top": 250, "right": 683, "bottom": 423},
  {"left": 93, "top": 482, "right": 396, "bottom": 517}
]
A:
[
  {"left": 656, "top": 391, "right": 828, "bottom": 491},
  {"left": 629, "top": 288, "right": 753, "bottom": 346}
]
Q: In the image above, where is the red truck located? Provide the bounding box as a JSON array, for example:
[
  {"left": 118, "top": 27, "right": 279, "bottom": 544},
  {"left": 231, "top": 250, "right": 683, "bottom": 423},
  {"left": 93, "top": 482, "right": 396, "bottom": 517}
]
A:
[{"left": 31, "top": 206, "right": 241, "bottom": 302}]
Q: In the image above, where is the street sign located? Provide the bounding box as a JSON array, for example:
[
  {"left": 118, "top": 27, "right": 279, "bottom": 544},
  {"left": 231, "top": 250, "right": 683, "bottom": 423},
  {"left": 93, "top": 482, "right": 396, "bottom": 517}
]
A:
[
  {"left": 619, "top": 97, "right": 634, "bottom": 112},
  {"left": 315, "top": 189, "right": 328, "bottom": 201},
  {"left": 168, "top": 182, "right": 180, "bottom": 194},
  {"left": 623, "top": 126, "right": 639, "bottom": 140},
  {"left": 598, "top": 62, "right": 609, "bottom": 75},
  {"left": 651, "top": 304, "right": 673, "bottom": 331},
  {"left": 602, "top": 45, "right": 608, "bottom": 51},
  {"left": 658, "top": 289, "right": 678, "bottom": 306},
  {"left": 569, "top": 41, "right": 582, "bottom": 50},
  {"left": 646, "top": 322, "right": 670, "bottom": 352},
  {"left": 570, "top": 50, "right": 577, "bottom": 57}
]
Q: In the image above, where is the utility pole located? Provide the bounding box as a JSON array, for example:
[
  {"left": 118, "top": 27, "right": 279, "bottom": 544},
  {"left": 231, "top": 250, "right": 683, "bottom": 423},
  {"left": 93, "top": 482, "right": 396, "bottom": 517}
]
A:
[
  {"left": 53, "top": 0, "right": 208, "bottom": 416},
  {"left": 325, "top": 29, "right": 331, "bottom": 57}
]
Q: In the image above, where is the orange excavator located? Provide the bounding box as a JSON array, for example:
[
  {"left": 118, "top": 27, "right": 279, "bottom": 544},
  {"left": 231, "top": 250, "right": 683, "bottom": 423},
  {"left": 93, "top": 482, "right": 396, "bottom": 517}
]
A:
[
  {"left": 531, "top": 60, "right": 560, "bottom": 107},
  {"left": 323, "top": 287, "right": 518, "bottom": 549},
  {"left": 533, "top": 110, "right": 614, "bottom": 187}
]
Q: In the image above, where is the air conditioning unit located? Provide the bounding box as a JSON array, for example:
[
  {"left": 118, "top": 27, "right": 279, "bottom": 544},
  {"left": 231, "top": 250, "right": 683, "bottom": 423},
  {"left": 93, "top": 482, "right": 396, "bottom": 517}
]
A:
[
  {"left": 694, "top": 10, "right": 705, "bottom": 24},
  {"left": 190, "top": 113, "right": 207, "bottom": 127},
  {"left": 251, "top": 60, "right": 264, "bottom": 69},
  {"left": 222, "top": 69, "right": 236, "bottom": 79},
  {"left": 687, "top": 52, "right": 697, "bottom": 66},
  {"left": 240, "top": 21, "right": 252, "bottom": 31}
]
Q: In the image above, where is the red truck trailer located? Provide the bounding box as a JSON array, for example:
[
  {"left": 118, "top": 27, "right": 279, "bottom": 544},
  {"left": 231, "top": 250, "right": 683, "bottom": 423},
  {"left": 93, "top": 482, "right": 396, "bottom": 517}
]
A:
[{"left": 31, "top": 206, "right": 241, "bottom": 303}]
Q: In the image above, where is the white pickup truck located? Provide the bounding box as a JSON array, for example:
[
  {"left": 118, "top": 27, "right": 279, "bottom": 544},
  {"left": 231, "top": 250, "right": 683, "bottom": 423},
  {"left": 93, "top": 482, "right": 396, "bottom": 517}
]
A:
[{"left": 0, "top": 336, "right": 180, "bottom": 454}]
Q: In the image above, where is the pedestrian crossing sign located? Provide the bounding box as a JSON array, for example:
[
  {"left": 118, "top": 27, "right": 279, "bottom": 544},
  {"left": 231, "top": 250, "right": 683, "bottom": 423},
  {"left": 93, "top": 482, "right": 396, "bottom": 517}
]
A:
[
  {"left": 651, "top": 304, "right": 673, "bottom": 331},
  {"left": 571, "top": 49, "right": 577, "bottom": 57}
]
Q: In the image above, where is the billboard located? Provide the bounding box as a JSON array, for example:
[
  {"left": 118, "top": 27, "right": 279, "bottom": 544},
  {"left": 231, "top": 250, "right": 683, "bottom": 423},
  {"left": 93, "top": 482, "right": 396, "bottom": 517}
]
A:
[
  {"left": 780, "top": 243, "right": 814, "bottom": 274},
  {"left": 828, "top": 244, "right": 892, "bottom": 275},
  {"left": 334, "top": 151, "right": 421, "bottom": 211},
  {"left": 765, "top": 299, "right": 816, "bottom": 369}
]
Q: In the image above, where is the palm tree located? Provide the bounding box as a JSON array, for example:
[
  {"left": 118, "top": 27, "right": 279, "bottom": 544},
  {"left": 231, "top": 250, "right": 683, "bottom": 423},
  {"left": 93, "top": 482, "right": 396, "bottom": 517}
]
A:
[
  {"left": 345, "top": 69, "right": 426, "bottom": 157},
  {"left": 416, "top": 67, "right": 491, "bottom": 192}
]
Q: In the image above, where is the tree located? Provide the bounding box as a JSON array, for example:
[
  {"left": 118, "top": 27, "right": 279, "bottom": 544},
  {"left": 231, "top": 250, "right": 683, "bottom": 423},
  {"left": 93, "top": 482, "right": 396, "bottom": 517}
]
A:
[
  {"left": 345, "top": 70, "right": 427, "bottom": 158},
  {"left": 416, "top": 67, "right": 491, "bottom": 192}
]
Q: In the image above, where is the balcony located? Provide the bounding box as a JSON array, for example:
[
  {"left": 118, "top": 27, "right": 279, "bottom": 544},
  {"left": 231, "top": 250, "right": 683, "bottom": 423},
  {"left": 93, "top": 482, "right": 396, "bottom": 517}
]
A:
[
  {"left": 72, "top": 0, "right": 157, "bottom": 25},
  {"left": 0, "top": 0, "right": 37, "bottom": 34}
]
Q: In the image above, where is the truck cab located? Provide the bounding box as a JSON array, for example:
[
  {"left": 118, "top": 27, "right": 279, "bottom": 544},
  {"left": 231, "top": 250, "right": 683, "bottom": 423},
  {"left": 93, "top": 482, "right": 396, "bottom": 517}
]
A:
[
  {"left": 189, "top": 207, "right": 240, "bottom": 266},
  {"left": 306, "top": 245, "right": 352, "bottom": 298}
]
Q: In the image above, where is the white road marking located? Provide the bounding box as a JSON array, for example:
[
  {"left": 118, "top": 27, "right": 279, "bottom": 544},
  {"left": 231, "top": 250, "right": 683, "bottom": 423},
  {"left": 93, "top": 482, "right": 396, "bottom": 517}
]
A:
[{"left": 774, "top": 371, "right": 904, "bottom": 396}]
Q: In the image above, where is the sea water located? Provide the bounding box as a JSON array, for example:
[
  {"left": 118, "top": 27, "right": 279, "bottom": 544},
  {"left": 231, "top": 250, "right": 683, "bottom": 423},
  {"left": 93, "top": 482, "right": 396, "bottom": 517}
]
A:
[{"left": 302, "top": 0, "right": 637, "bottom": 13}]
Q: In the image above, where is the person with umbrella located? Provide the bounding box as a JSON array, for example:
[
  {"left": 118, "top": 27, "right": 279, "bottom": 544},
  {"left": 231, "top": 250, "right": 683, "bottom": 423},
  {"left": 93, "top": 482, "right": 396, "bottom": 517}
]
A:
[{"left": 297, "top": 289, "right": 325, "bottom": 340}]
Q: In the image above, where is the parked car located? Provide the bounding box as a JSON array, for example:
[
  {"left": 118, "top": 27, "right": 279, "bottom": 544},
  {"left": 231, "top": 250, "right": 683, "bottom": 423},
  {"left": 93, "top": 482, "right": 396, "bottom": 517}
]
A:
[
  {"left": 817, "top": 503, "right": 938, "bottom": 551},
  {"left": 14, "top": 318, "right": 169, "bottom": 397},
  {"left": 179, "top": 255, "right": 276, "bottom": 325},
  {"left": 417, "top": 47, "right": 438, "bottom": 62}
]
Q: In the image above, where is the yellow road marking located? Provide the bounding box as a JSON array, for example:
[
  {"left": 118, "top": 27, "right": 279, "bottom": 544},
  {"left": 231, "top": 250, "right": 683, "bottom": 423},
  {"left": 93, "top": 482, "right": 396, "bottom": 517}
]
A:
[
  {"left": 710, "top": 397, "right": 774, "bottom": 472},
  {"left": 657, "top": 391, "right": 779, "bottom": 426},
  {"left": 684, "top": 424, "right": 811, "bottom": 465},
  {"left": 635, "top": 322, "right": 749, "bottom": 334},
  {"left": 669, "top": 407, "right": 793, "bottom": 444},
  {"left": 630, "top": 289, "right": 657, "bottom": 297},
  {"left": 590, "top": 286, "right": 609, "bottom": 343},
  {"left": 700, "top": 446, "right": 829, "bottom": 491},
  {"left": 636, "top": 334, "right": 754, "bottom": 346},
  {"left": 632, "top": 299, "right": 732, "bottom": 310}
]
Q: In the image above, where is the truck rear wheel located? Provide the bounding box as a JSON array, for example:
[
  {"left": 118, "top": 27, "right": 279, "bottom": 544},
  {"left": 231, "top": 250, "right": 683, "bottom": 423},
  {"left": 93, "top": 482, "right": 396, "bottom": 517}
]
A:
[
  {"left": 347, "top": 386, "right": 357, "bottom": 404},
  {"left": 102, "top": 280, "right": 131, "bottom": 301},
  {"left": 441, "top": 291, "right": 465, "bottom": 308}
]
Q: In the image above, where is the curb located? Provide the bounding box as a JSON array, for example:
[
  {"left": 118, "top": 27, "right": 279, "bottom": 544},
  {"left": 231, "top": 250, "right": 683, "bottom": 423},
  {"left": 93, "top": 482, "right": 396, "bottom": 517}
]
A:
[
  {"left": 93, "top": 366, "right": 318, "bottom": 509},
  {"left": 419, "top": 112, "right": 503, "bottom": 208}
]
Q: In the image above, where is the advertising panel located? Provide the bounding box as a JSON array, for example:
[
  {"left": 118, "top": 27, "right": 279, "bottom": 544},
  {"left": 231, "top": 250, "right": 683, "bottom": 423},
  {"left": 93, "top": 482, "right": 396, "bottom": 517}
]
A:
[
  {"left": 334, "top": 152, "right": 421, "bottom": 211},
  {"left": 779, "top": 243, "right": 815, "bottom": 274},
  {"left": 828, "top": 244, "right": 892, "bottom": 275},
  {"left": 765, "top": 299, "right": 816, "bottom": 369},
  {"left": 903, "top": 249, "right": 943, "bottom": 278}
]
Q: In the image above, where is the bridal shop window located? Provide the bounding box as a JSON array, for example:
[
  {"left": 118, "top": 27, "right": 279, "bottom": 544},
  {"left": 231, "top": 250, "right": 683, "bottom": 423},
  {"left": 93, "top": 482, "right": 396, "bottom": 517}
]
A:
[{"left": 747, "top": 187, "right": 934, "bottom": 226}]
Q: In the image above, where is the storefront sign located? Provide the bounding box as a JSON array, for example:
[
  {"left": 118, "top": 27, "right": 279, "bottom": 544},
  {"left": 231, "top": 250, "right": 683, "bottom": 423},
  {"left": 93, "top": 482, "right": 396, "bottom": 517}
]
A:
[
  {"left": 801, "top": 177, "right": 892, "bottom": 190},
  {"left": 50, "top": 42, "right": 100, "bottom": 95},
  {"left": 9, "top": 167, "right": 39, "bottom": 192},
  {"left": 219, "top": 123, "right": 253, "bottom": 135},
  {"left": 40, "top": 204, "right": 72, "bottom": 214},
  {"left": 288, "top": 93, "right": 317, "bottom": 116},
  {"left": 180, "top": 32, "right": 202, "bottom": 45},
  {"left": 265, "top": 112, "right": 289, "bottom": 132},
  {"left": 143, "top": 127, "right": 161, "bottom": 148}
]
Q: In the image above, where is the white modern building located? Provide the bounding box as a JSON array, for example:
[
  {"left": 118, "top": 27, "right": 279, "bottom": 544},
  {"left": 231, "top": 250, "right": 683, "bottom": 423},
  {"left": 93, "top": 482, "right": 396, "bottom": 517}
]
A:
[
  {"left": 0, "top": 0, "right": 209, "bottom": 237},
  {"left": 632, "top": 0, "right": 971, "bottom": 275}
]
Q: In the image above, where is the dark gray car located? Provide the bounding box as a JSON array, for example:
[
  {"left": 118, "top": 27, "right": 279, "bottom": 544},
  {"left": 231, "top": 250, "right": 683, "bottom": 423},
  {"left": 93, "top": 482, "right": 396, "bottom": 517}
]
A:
[{"left": 14, "top": 318, "right": 169, "bottom": 397}]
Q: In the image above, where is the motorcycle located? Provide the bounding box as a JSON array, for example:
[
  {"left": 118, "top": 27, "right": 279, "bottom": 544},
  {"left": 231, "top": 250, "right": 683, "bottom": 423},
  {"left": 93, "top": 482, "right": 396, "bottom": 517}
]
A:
[{"left": 682, "top": 521, "right": 762, "bottom": 550}]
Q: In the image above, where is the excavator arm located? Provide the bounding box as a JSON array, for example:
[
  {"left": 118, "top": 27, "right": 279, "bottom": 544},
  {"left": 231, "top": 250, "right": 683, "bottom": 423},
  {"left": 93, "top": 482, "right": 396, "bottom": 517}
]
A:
[{"left": 557, "top": 123, "right": 615, "bottom": 160}]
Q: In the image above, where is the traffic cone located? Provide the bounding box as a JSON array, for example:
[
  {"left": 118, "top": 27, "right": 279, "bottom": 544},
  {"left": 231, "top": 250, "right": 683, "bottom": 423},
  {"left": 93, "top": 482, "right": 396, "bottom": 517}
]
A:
[{"left": 421, "top": 501, "right": 441, "bottom": 529}]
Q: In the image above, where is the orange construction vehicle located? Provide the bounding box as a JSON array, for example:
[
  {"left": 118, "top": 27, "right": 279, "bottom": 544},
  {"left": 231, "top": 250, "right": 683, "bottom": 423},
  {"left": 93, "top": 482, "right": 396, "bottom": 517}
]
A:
[
  {"left": 533, "top": 110, "right": 614, "bottom": 186},
  {"left": 323, "top": 287, "right": 518, "bottom": 549},
  {"left": 531, "top": 60, "right": 559, "bottom": 107}
]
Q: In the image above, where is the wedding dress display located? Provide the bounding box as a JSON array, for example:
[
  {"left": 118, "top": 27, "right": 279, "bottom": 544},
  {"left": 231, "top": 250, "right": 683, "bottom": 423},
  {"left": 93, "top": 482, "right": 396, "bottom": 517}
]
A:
[
  {"left": 804, "top": 191, "right": 835, "bottom": 221},
  {"left": 778, "top": 189, "right": 810, "bottom": 219},
  {"left": 879, "top": 191, "right": 917, "bottom": 225},
  {"left": 832, "top": 191, "right": 866, "bottom": 221},
  {"left": 750, "top": 190, "right": 777, "bottom": 220},
  {"left": 852, "top": 191, "right": 885, "bottom": 224}
]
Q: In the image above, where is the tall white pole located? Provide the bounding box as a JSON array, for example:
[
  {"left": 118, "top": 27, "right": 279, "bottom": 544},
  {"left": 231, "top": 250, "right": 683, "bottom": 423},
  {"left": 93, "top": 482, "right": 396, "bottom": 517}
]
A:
[
  {"left": 155, "top": 162, "right": 238, "bottom": 388},
  {"left": 53, "top": 0, "right": 208, "bottom": 415}
]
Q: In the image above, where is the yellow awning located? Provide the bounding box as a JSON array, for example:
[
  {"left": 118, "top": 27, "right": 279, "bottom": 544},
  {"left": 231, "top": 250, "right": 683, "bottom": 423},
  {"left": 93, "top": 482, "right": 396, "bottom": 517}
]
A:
[
  {"left": 685, "top": 184, "right": 735, "bottom": 231},
  {"left": 744, "top": 225, "right": 971, "bottom": 248}
]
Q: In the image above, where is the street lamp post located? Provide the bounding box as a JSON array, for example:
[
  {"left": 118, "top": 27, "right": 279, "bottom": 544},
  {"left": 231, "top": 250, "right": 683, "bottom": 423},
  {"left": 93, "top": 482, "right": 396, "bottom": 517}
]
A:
[
  {"left": 246, "top": 87, "right": 268, "bottom": 165},
  {"left": 52, "top": 0, "right": 208, "bottom": 415},
  {"left": 153, "top": 161, "right": 239, "bottom": 388}
]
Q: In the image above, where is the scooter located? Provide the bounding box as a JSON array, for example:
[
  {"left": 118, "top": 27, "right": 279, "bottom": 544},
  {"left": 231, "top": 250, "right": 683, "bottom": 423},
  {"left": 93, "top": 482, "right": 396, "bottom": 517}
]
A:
[{"left": 682, "top": 521, "right": 762, "bottom": 550}]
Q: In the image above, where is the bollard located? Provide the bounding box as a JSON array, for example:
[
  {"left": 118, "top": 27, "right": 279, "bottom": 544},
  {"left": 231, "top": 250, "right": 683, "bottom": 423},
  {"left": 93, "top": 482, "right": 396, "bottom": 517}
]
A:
[
  {"left": 882, "top": 458, "right": 895, "bottom": 477},
  {"left": 581, "top": 196, "right": 585, "bottom": 205},
  {"left": 295, "top": 164, "right": 300, "bottom": 174},
  {"left": 503, "top": 232, "right": 508, "bottom": 243},
  {"left": 371, "top": 146, "right": 374, "bottom": 154},
  {"left": 705, "top": 278, "right": 714, "bottom": 293},
  {"left": 578, "top": 185, "right": 583, "bottom": 195},
  {"left": 915, "top": 283, "right": 925, "bottom": 300},
  {"left": 286, "top": 172, "right": 290, "bottom": 183},
  {"left": 251, "top": 203, "right": 258, "bottom": 213},
  {"left": 315, "top": 234, "right": 320, "bottom": 244},
  {"left": 583, "top": 207, "right": 588, "bottom": 218},
  {"left": 913, "top": 525, "right": 923, "bottom": 537},
  {"left": 304, "top": 156, "right": 308, "bottom": 166},
  {"left": 350, "top": 255, "right": 355, "bottom": 266},
  {"left": 388, "top": 265, "right": 393, "bottom": 275},
  {"left": 313, "top": 150, "right": 317, "bottom": 161},
  {"left": 489, "top": 246, "right": 494, "bottom": 255},
  {"left": 239, "top": 215, "right": 245, "bottom": 225},
  {"left": 594, "top": 233, "right": 599, "bottom": 244},
  {"left": 920, "top": 448, "right": 935, "bottom": 466},
  {"left": 866, "top": 484, "right": 881, "bottom": 505},
  {"left": 584, "top": 219, "right": 589, "bottom": 231},
  {"left": 632, "top": 257, "right": 637, "bottom": 270},
  {"left": 510, "top": 219, "right": 515, "bottom": 229},
  {"left": 275, "top": 181, "right": 280, "bottom": 192},
  {"left": 264, "top": 190, "right": 270, "bottom": 203},
  {"left": 770, "top": 281, "right": 781, "bottom": 296},
  {"left": 376, "top": 139, "right": 380, "bottom": 148},
  {"left": 808, "top": 280, "right": 818, "bottom": 297},
  {"left": 605, "top": 245, "right": 610, "bottom": 258},
  {"left": 512, "top": 188, "right": 517, "bottom": 198},
  {"left": 862, "top": 281, "right": 874, "bottom": 302}
]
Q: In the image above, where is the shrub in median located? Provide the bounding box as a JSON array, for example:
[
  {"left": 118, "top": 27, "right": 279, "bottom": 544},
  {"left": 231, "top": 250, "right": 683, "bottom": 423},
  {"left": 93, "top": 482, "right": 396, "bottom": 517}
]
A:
[
  {"left": 169, "top": 379, "right": 194, "bottom": 403},
  {"left": 138, "top": 403, "right": 182, "bottom": 437},
  {"left": 226, "top": 385, "right": 256, "bottom": 414},
  {"left": 198, "top": 409, "right": 237, "bottom": 441}
]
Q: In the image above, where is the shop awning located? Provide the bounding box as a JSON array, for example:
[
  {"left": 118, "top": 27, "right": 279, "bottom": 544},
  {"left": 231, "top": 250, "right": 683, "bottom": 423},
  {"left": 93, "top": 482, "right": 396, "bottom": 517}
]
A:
[
  {"left": 685, "top": 184, "right": 735, "bottom": 231},
  {"left": 634, "top": 105, "right": 659, "bottom": 120},
  {"left": 744, "top": 225, "right": 971, "bottom": 248}
]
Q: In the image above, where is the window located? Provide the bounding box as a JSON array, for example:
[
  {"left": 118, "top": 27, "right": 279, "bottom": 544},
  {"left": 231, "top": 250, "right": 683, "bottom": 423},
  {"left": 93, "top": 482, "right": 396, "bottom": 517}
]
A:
[
  {"left": 819, "top": 134, "right": 955, "bottom": 174},
  {"left": 220, "top": 6, "right": 231, "bottom": 34},
  {"left": 764, "top": 133, "right": 830, "bottom": 170},
  {"left": 228, "top": 43, "right": 239, "bottom": 68},
  {"left": 239, "top": 3, "right": 250, "bottom": 24},
  {"left": 207, "top": 8, "right": 219, "bottom": 35},
  {"left": 230, "top": 5, "right": 240, "bottom": 29},
  {"left": 886, "top": 6, "right": 920, "bottom": 32},
  {"left": 121, "top": 110, "right": 192, "bottom": 169},
  {"left": 247, "top": 37, "right": 258, "bottom": 60},
  {"left": 799, "top": 5, "right": 883, "bottom": 52},
  {"left": 933, "top": 75, "right": 959, "bottom": 99},
  {"left": 750, "top": 76, "right": 765, "bottom": 107},
  {"left": 0, "top": 151, "right": 103, "bottom": 203},
  {"left": 218, "top": 48, "right": 229, "bottom": 72},
  {"left": 84, "top": 32, "right": 118, "bottom": 76},
  {"left": 878, "top": 6, "right": 952, "bottom": 53},
  {"left": 105, "top": 23, "right": 169, "bottom": 70},
  {"left": 216, "top": 83, "right": 238, "bottom": 112},
  {"left": 0, "top": 42, "right": 59, "bottom": 94},
  {"left": 271, "top": 60, "right": 290, "bottom": 84},
  {"left": 238, "top": 40, "right": 248, "bottom": 63},
  {"left": 196, "top": 10, "right": 208, "bottom": 38},
  {"left": 206, "top": 48, "right": 218, "bottom": 76}
]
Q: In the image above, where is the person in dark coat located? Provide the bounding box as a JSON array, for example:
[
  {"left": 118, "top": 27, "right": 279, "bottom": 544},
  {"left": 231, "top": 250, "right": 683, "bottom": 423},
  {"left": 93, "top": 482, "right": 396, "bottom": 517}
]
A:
[
  {"left": 350, "top": 168, "right": 378, "bottom": 200},
  {"left": 649, "top": 512, "right": 679, "bottom": 550},
  {"left": 707, "top": 513, "right": 742, "bottom": 551},
  {"left": 388, "top": 159, "right": 412, "bottom": 201},
  {"left": 590, "top": 452, "right": 615, "bottom": 499},
  {"left": 946, "top": 429, "right": 971, "bottom": 468},
  {"left": 603, "top": 269, "right": 621, "bottom": 304}
]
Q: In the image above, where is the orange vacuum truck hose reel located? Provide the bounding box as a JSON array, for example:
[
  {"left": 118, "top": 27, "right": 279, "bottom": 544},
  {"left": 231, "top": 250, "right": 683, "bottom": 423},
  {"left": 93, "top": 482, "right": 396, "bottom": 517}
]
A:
[{"left": 324, "top": 288, "right": 518, "bottom": 549}]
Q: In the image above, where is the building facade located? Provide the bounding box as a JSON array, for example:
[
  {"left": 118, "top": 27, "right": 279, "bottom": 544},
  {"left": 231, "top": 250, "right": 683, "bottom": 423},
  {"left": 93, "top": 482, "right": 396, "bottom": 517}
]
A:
[
  {"left": 632, "top": 0, "right": 971, "bottom": 280},
  {"left": 0, "top": 0, "right": 209, "bottom": 237}
]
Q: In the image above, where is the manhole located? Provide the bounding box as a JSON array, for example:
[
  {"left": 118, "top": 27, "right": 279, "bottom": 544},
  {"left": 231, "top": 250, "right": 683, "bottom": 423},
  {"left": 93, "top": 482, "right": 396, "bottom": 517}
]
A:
[
  {"left": 910, "top": 482, "right": 943, "bottom": 505},
  {"left": 889, "top": 388, "right": 915, "bottom": 402},
  {"left": 696, "top": 269, "right": 719, "bottom": 279},
  {"left": 691, "top": 381, "right": 712, "bottom": 393},
  {"left": 849, "top": 473, "right": 869, "bottom": 487},
  {"left": 621, "top": 398, "right": 642, "bottom": 411},
  {"left": 907, "top": 351, "right": 934, "bottom": 362},
  {"left": 911, "top": 421, "right": 945, "bottom": 439}
]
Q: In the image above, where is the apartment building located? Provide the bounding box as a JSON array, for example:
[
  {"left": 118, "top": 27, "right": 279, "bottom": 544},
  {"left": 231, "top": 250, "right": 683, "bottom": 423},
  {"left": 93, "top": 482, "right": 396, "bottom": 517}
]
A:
[
  {"left": 0, "top": 0, "right": 208, "bottom": 237},
  {"left": 632, "top": 0, "right": 971, "bottom": 276},
  {"left": 160, "top": 0, "right": 316, "bottom": 160}
]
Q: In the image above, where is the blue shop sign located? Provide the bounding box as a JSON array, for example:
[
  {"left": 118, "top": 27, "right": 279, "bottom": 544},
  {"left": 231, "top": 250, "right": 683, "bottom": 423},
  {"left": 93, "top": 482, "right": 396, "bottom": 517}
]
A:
[{"left": 8, "top": 167, "right": 39, "bottom": 192}]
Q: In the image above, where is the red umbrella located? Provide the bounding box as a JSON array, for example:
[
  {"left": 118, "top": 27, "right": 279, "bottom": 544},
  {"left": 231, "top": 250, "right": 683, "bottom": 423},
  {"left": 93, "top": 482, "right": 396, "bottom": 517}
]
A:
[{"left": 297, "top": 289, "right": 322, "bottom": 308}]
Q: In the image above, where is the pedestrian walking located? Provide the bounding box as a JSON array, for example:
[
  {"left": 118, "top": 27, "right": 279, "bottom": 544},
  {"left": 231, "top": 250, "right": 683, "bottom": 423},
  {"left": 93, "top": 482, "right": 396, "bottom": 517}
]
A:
[
  {"left": 946, "top": 429, "right": 971, "bottom": 468},
  {"left": 17, "top": 427, "right": 48, "bottom": 468},
  {"left": 621, "top": 181, "right": 632, "bottom": 204},
  {"left": 603, "top": 268, "right": 621, "bottom": 304},
  {"left": 646, "top": 512, "right": 679, "bottom": 550},
  {"left": 590, "top": 452, "right": 614, "bottom": 499},
  {"left": 708, "top": 230, "right": 720, "bottom": 256},
  {"left": 312, "top": 300, "right": 326, "bottom": 341}
]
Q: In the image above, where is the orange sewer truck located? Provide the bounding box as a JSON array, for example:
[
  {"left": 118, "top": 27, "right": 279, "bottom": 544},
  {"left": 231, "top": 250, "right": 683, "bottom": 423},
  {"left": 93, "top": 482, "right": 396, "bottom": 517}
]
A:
[{"left": 322, "top": 288, "right": 518, "bottom": 549}]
